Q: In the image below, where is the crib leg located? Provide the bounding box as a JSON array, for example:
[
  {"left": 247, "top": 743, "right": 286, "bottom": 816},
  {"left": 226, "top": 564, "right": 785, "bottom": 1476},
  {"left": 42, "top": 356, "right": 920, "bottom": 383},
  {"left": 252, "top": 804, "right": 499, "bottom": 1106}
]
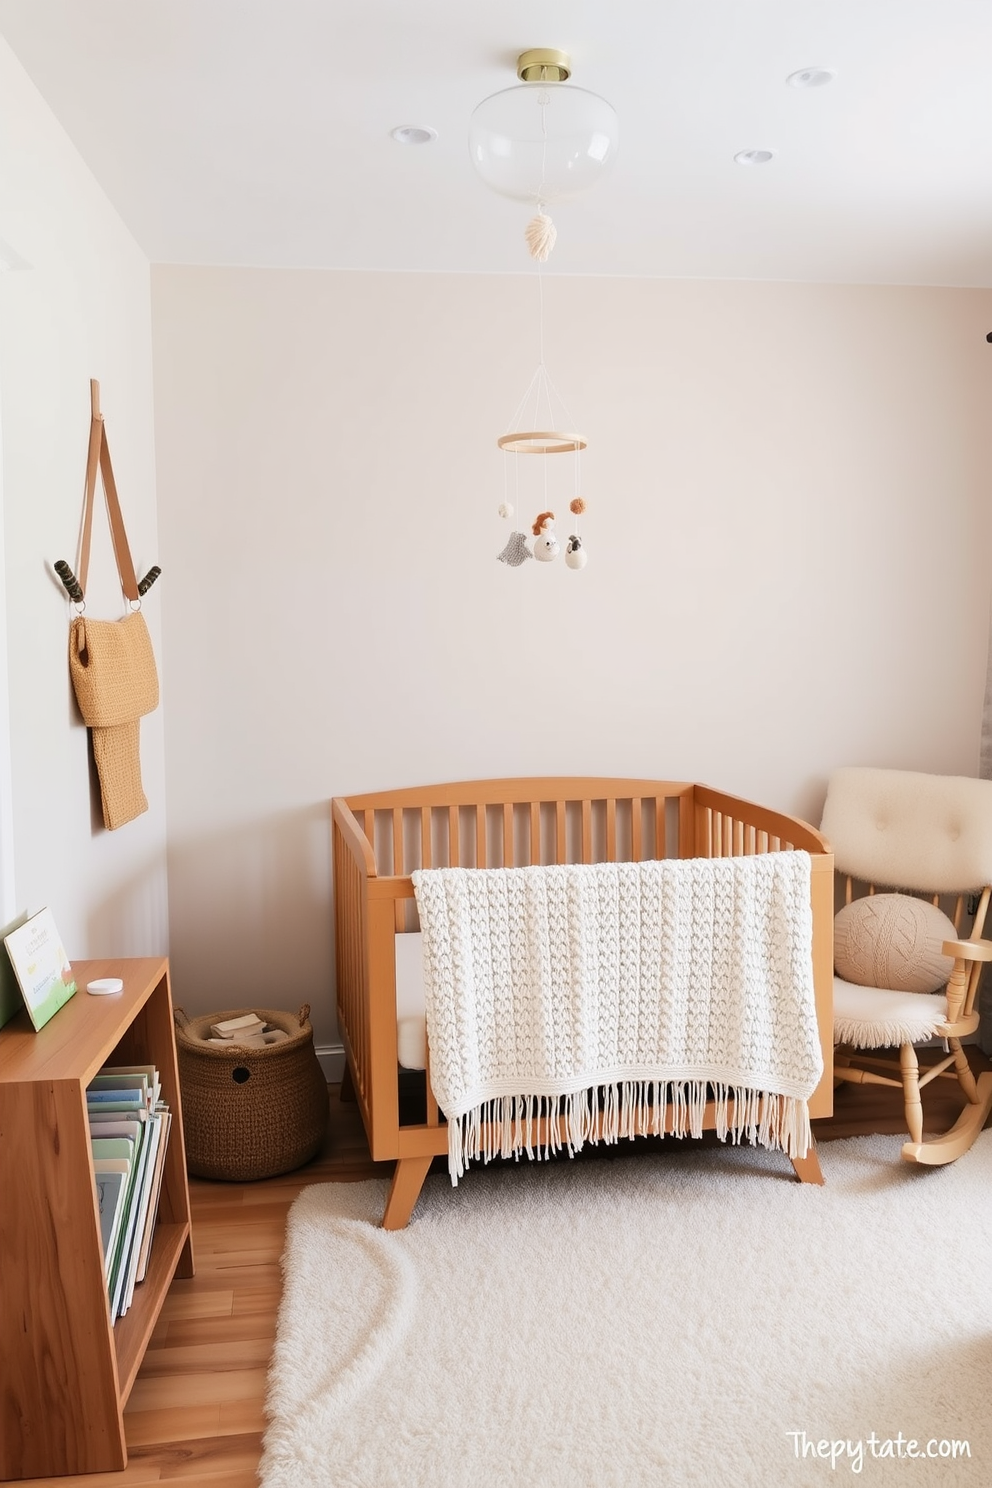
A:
[
  {"left": 790, "top": 1144, "right": 824, "bottom": 1185},
  {"left": 382, "top": 1155, "right": 434, "bottom": 1230}
]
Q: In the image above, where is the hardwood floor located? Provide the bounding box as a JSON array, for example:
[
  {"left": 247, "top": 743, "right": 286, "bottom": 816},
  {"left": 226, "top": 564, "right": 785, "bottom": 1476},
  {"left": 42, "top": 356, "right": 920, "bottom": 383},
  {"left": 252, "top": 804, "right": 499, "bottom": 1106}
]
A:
[{"left": 27, "top": 1057, "right": 992, "bottom": 1487}]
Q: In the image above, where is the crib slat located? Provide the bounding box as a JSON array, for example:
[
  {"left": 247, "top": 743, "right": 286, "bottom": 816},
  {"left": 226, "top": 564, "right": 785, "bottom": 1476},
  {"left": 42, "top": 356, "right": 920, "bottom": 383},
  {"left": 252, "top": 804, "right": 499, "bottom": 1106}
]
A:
[
  {"left": 421, "top": 808, "right": 432, "bottom": 869},
  {"left": 605, "top": 798, "right": 617, "bottom": 862},
  {"left": 476, "top": 804, "right": 487, "bottom": 868},
  {"left": 503, "top": 802, "right": 514, "bottom": 868},
  {"left": 449, "top": 805, "right": 460, "bottom": 866},
  {"left": 733, "top": 818, "right": 744, "bottom": 856},
  {"left": 555, "top": 801, "right": 566, "bottom": 863},
  {"left": 631, "top": 799, "right": 642, "bottom": 862},
  {"left": 530, "top": 801, "right": 541, "bottom": 866},
  {"left": 676, "top": 796, "right": 696, "bottom": 862},
  {"left": 581, "top": 800, "right": 592, "bottom": 863},
  {"left": 393, "top": 808, "right": 405, "bottom": 930}
]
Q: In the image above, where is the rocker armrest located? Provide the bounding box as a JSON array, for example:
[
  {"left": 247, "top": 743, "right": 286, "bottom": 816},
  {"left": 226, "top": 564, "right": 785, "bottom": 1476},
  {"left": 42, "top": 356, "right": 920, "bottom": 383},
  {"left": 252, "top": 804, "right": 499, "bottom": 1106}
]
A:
[{"left": 941, "top": 937, "right": 992, "bottom": 962}]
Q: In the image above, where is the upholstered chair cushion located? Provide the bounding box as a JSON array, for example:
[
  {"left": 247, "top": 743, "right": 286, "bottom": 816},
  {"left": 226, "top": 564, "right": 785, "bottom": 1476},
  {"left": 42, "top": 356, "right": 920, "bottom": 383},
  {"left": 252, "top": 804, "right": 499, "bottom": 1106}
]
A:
[{"left": 834, "top": 892, "right": 955, "bottom": 994}]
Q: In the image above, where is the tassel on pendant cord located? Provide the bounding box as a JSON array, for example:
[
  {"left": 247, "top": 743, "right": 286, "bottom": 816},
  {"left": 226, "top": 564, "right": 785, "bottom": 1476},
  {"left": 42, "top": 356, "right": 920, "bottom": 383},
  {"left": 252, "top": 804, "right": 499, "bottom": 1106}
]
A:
[{"left": 525, "top": 211, "right": 557, "bottom": 262}]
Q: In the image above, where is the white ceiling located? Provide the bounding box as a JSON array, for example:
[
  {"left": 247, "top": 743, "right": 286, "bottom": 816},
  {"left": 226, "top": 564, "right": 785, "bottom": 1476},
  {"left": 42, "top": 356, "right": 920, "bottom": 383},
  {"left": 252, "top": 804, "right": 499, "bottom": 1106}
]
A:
[{"left": 2, "top": 0, "right": 992, "bottom": 285}]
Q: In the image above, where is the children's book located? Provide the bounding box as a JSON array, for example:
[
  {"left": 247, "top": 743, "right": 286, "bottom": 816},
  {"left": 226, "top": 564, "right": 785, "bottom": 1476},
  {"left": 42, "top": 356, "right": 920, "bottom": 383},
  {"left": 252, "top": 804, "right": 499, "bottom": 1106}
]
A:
[
  {"left": 98, "top": 1063, "right": 162, "bottom": 1105},
  {"left": 94, "top": 1168, "right": 128, "bottom": 1279},
  {"left": 2, "top": 908, "right": 75, "bottom": 1031},
  {"left": 91, "top": 1134, "right": 139, "bottom": 1312},
  {"left": 87, "top": 1088, "right": 145, "bottom": 1111},
  {"left": 119, "top": 1111, "right": 164, "bottom": 1313},
  {"left": 88, "top": 1073, "right": 152, "bottom": 1108},
  {"left": 135, "top": 1108, "right": 172, "bottom": 1284}
]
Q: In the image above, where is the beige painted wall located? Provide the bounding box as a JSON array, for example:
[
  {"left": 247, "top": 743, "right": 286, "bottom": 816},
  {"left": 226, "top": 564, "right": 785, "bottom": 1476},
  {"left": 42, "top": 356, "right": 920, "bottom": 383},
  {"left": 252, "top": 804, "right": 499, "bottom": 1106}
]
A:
[
  {"left": 0, "top": 37, "right": 168, "bottom": 958},
  {"left": 151, "top": 266, "right": 992, "bottom": 1046}
]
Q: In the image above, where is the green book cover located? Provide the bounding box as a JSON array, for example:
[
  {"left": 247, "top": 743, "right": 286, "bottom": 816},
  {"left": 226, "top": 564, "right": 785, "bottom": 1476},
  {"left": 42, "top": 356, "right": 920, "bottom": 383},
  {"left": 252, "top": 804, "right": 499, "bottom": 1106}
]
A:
[{"left": 2, "top": 908, "right": 75, "bottom": 1031}]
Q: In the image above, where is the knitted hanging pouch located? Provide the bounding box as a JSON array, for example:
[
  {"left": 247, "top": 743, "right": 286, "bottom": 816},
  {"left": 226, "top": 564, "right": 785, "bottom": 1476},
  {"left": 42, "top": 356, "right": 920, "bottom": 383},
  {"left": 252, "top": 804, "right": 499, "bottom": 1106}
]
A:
[
  {"left": 62, "top": 381, "right": 161, "bottom": 830},
  {"left": 69, "top": 612, "right": 159, "bottom": 829}
]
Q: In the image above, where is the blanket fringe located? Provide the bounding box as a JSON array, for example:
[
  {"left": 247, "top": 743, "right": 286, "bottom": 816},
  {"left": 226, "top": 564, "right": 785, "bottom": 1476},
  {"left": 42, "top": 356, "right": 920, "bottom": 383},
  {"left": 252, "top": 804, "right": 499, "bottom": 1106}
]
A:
[{"left": 447, "top": 1082, "right": 812, "bottom": 1184}]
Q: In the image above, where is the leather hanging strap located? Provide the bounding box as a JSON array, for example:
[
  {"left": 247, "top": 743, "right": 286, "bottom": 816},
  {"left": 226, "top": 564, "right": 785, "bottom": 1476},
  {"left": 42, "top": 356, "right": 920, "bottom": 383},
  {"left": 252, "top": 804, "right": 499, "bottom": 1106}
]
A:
[{"left": 77, "top": 379, "right": 140, "bottom": 603}]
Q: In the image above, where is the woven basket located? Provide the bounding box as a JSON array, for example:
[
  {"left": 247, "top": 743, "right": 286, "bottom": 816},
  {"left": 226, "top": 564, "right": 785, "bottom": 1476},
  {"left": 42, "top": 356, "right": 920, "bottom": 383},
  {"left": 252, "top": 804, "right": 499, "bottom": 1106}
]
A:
[{"left": 174, "top": 1004, "right": 329, "bottom": 1181}]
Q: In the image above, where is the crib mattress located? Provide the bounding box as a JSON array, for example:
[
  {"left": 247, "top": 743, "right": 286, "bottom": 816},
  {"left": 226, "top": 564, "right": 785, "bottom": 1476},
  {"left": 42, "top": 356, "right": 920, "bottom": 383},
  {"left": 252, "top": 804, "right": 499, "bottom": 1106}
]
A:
[{"left": 396, "top": 931, "right": 428, "bottom": 1070}]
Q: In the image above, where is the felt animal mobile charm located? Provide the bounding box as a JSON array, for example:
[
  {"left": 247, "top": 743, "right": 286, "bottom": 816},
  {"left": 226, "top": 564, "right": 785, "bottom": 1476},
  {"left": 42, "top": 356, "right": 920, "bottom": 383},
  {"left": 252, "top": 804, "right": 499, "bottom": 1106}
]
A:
[
  {"left": 497, "top": 529, "right": 532, "bottom": 567},
  {"left": 531, "top": 511, "right": 559, "bottom": 561}
]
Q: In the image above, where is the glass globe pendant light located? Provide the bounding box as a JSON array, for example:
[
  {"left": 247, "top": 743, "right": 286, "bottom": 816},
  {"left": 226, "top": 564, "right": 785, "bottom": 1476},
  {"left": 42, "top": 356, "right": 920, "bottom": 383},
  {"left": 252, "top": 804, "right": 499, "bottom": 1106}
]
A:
[{"left": 469, "top": 50, "right": 619, "bottom": 260}]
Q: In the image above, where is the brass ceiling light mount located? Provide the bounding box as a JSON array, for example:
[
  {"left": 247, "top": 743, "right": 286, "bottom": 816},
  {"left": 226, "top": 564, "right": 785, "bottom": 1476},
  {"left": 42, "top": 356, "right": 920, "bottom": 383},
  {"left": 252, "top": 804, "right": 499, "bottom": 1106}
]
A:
[{"left": 516, "top": 48, "right": 572, "bottom": 84}]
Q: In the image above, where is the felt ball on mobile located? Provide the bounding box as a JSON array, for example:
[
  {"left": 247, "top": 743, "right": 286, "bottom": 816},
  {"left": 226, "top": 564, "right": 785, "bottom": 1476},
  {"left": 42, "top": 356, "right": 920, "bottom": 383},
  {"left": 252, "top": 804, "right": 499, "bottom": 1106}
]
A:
[
  {"left": 569, "top": 497, "right": 587, "bottom": 516},
  {"left": 498, "top": 502, "right": 514, "bottom": 519}
]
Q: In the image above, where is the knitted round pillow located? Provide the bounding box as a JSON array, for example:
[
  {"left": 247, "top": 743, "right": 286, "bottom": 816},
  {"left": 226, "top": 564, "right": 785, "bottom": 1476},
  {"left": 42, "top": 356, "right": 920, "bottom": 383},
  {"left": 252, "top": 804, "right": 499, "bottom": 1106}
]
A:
[{"left": 834, "top": 893, "right": 956, "bottom": 993}]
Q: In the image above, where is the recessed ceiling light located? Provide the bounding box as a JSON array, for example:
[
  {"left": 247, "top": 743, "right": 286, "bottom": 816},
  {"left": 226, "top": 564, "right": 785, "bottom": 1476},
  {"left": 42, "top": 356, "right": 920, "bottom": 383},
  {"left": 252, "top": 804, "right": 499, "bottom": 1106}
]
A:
[
  {"left": 786, "top": 68, "right": 836, "bottom": 89},
  {"left": 390, "top": 125, "right": 437, "bottom": 146},
  {"left": 734, "top": 149, "right": 775, "bottom": 166}
]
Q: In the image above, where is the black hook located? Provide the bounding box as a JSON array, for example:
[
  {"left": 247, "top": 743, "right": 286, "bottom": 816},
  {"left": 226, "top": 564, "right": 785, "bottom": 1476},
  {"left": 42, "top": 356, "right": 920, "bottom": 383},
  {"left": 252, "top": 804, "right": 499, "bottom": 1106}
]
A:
[
  {"left": 54, "top": 559, "right": 84, "bottom": 604},
  {"left": 137, "top": 565, "right": 162, "bottom": 596}
]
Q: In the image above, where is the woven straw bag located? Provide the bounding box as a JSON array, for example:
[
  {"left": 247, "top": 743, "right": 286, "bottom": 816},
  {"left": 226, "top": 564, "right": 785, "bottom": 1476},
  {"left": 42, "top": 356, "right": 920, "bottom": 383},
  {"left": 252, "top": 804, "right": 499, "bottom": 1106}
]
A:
[
  {"left": 69, "top": 612, "right": 158, "bottom": 726},
  {"left": 174, "top": 1004, "right": 329, "bottom": 1181}
]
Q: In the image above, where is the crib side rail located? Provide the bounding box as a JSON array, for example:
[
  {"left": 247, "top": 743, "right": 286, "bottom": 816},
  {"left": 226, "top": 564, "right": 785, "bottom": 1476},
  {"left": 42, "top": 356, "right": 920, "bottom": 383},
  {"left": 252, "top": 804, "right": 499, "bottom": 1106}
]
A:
[
  {"left": 691, "top": 785, "right": 830, "bottom": 858},
  {"left": 332, "top": 799, "right": 403, "bottom": 1158}
]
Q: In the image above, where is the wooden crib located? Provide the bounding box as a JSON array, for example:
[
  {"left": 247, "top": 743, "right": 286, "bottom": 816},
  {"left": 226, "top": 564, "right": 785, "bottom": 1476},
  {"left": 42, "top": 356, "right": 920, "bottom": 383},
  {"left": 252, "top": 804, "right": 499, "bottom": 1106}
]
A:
[{"left": 331, "top": 777, "right": 834, "bottom": 1228}]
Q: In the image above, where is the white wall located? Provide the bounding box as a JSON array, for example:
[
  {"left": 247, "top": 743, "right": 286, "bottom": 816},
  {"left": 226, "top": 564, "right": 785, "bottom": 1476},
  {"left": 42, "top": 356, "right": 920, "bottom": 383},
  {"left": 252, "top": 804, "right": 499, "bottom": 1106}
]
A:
[
  {"left": 151, "top": 267, "right": 992, "bottom": 1045},
  {"left": 0, "top": 37, "right": 167, "bottom": 959}
]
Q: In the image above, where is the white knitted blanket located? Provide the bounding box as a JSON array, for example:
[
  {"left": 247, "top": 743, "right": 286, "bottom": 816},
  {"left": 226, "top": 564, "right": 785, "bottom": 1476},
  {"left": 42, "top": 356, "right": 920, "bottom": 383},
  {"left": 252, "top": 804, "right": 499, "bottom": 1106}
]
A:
[{"left": 411, "top": 853, "right": 822, "bottom": 1182}]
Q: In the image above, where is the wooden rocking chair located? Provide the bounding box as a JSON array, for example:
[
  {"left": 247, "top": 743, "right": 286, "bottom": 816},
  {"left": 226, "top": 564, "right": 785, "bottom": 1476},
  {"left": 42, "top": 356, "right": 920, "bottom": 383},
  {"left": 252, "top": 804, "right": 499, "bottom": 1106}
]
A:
[{"left": 820, "top": 766, "right": 992, "bottom": 1165}]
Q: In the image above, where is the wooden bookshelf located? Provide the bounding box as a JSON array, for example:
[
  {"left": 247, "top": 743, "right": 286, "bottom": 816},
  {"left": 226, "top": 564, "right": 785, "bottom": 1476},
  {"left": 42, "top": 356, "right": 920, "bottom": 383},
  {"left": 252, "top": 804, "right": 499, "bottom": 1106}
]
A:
[{"left": 0, "top": 956, "right": 193, "bottom": 1479}]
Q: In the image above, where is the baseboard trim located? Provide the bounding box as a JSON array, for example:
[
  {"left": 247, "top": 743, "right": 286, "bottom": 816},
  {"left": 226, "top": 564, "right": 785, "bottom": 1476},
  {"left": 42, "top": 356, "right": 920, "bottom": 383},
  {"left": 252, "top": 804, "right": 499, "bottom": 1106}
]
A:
[{"left": 316, "top": 1042, "right": 346, "bottom": 1083}]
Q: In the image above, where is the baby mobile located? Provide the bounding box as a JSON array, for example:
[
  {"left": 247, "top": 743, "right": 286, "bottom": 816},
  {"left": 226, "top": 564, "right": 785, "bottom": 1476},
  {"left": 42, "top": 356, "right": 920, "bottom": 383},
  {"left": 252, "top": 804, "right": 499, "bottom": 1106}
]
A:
[{"left": 468, "top": 49, "right": 619, "bottom": 573}]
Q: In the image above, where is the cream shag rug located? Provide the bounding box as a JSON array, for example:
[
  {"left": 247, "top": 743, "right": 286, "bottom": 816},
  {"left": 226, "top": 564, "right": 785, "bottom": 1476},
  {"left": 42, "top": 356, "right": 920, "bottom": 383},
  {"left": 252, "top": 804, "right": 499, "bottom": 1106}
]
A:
[{"left": 260, "top": 1135, "right": 992, "bottom": 1488}]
